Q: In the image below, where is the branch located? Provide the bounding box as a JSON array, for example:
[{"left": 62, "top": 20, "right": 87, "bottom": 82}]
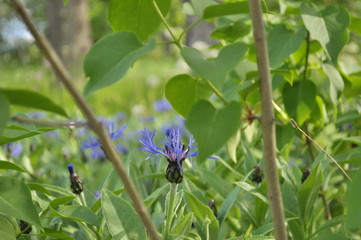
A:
[
  {"left": 11, "top": 116, "right": 88, "bottom": 128},
  {"left": 248, "top": 0, "right": 288, "bottom": 239},
  {"left": 10, "top": 1, "right": 160, "bottom": 239},
  {"left": 290, "top": 119, "right": 351, "bottom": 181}
]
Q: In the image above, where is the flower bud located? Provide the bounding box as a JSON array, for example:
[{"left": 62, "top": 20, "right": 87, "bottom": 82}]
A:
[
  {"left": 301, "top": 168, "right": 310, "bottom": 184},
  {"left": 251, "top": 165, "right": 263, "bottom": 184},
  {"left": 165, "top": 160, "right": 183, "bottom": 184},
  {"left": 208, "top": 199, "right": 218, "bottom": 217},
  {"left": 67, "top": 164, "right": 84, "bottom": 194}
]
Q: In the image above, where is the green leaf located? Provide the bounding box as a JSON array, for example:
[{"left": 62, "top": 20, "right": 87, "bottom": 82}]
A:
[
  {"left": 0, "top": 114, "right": 56, "bottom": 145},
  {"left": 108, "top": 0, "right": 171, "bottom": 41},
  {"left": 0, "top": 89, "right": 68, "bottom": 118},
  {"left": 185, "top": 191, "right": 219, "bottom": 240},
  {"left": 49, "top": 196, "right": 77, "bottom": 208},
  {"left": 322, "top": 62, "right": 345, "bottom": 104},
  {"left": 298, "top": 164, "right": 323, "bottom": 223},
  {"left": 0, "top": 216, "right": 16, "bottom": 240},
  {"left": 0, "top": 93, "right": 10, "bottom": 137},
  {"left": 34, "top": 228, "right": 74, "bottom": 240},
  {"left": 301, "top": 3, "right": 350, "bottom": 64},
  {"left": 268, "top": 24, "right": 307, "bottom": 68},
  {"left": 0, "top": 176, "right": 42, "bottom": 229},
  {"left": 311, "top": 216, "right": 345, "bottom": 238},
  {"left": 190, "top": 0, "right": 216, "bottom": 18},
  {"left": 51, "top": 205, "right": 100, "bottom": 226},
  {"left": 217, "top": 186, "right": 240, "bottom": 226},
  {"left": 171, "top": 213, "right": 193, "bottom": 236},
  {"left": 0, "top": 160, "right": 27, "bottom": 172},
  {"left": 83, "top": 32, "right": 156, "bottom": 96},
  {"left": 349, "top": 15, "right": 361, "bottom": 36},
  {"left": 186, "top": 100, "right": 241, "bottom": 160},
  {"left": 144, "top": 184, "right": 169, "bottom": 207},
  {"left": 165, "top": 74, "right": 212, "bottom": 117},
  {"left": 211, "top": 20, "right": 251, "bottom": 42},
  {"left": 102, "top": 189, "right": 146, "bottom": 240},
  {"left": 203, "top": 2, "right": 250, "bottom": 19},
  {"left": 346, "top": 168, "right": 361, "bottom": 231},
  {"left": 282, "top": 80, "right": 316, "bottom": 125},
  {"left": 181, "top": 43, "right": 247, "bottom": 88}
]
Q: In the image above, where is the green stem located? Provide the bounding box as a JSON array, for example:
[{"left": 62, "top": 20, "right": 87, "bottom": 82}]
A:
[
  {"left": 178, "top": 19, "right": 202, "bottom": 43},
  {"left": 80, "top": 192, "right": 87, "bottom": 206},
  {"left": 164, "top": 183, "right": 178, "bottom": 240},
  {"left": 205, "top": 218, "right": 210, "bottom": 240},
  {"left": 303, "top": 31, "right": 310, "bottom": 81},
  {"left": 206, "top": 80, "right": 229, "bottom": 104},
  {"left": 152, "top": 0, "right": 182, "bottom": 49}
]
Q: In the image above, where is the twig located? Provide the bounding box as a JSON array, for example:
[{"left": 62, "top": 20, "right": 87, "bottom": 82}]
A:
[
  {"left": 248, "top": 0, "right": 288, "bottom": 239},
  {"left": 205, "top": 80, "right": 229, "bottom": 104},
  {"left": 10, "top": 0, "right": 160, "bottom": 239},
  {"left": 11, "top": 116, "right": 88, "bottom": 128},
  {"left": 290, "top": 119, "right": 351, "bottom": 181},
  {"left": 152, "top": 0, "right": 182, "bottom": 49}
]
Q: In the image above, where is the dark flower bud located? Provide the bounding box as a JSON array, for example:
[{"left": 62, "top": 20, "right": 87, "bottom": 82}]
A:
[
  {"left": 301, "top": 168, "right": 310, "bottom": 184},
  {"left": 208, "top": 199, "right": 218, "bottom": 217},
  {"left": 165, "top": 160, "right": 184, "bottom": 184},
  {"left": 19, "top": 220, "right": 32, "bottom": 234},
  {"left": 67, "top": 164, "right": 84, "bottom": 194},
  {"left": 251, "top": 165, "right": 263, "bottom": 184}
]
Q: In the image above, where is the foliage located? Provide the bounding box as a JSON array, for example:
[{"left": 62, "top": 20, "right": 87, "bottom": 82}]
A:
[{"left": 1, "top": 0, "right": 361, "bottom": 239}]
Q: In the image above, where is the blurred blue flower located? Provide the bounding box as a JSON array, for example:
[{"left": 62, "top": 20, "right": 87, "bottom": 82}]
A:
[
  {"left": 81, "top": 119, "right": 127, "bottom": 160},
  {"left": 25, "top": 112, "right": 46, "bottom": 119},
  {"left": 153, "top": 99, "right": 172, "bottom": 112},
  {"left": 4, "top": 142, "right": 23, "bottom": 158},
  {"left": 138, "top": 128, "right": 197, "bottom": 183}
]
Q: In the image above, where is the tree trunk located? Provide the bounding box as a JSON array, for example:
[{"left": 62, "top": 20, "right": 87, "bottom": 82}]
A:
[{"left": 45, "top": 0, "right": 92, "bottom": 77}]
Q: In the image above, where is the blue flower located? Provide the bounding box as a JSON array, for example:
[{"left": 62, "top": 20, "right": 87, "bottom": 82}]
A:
[
  {"left": 153, "top": 99, "right": 172, "bottom": 112},
  {"left": 138, "top": 128, "right": 197, "bottom": 183},
  {"left": 4, "top": 142, "right": 23, "bottom": 158},
  {"left": 67, "top": 163, "right": 83, "bottom": 194},
  {"left": 81, "top": 119, "right": 127, "bottom": 160}
]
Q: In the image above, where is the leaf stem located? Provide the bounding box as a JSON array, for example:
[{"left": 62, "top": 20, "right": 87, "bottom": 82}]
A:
[
  {"left": 152, "top": 0, "right": 182, "bottom": 49},
  {"left": 303, "top": 31, "right": 310, "bottom": 81},
  {"left": 164, "top": 183, "right": 178, "bottom": 240},
  {"left": 10, "top": 0, "right": 160, "bottom": 239},
  {"left": 205, "top": 80, "right": 229, "bottom": 105},
  {"left": 178, "top": 19, "right": 203, "bottom": 43},
  {"left": 248, "top": 0, "right": 288, "bottom": 239}
]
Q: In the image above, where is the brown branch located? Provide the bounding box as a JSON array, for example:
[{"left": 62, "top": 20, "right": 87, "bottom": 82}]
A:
[
  {"left": 9, "top": 0, "right": 160, "bottom": 239},
  {"left": 290, "top": 119, "right": 351, "bottom": 181},
  {"left": 11, "top": 116, "right": 88, "bottom": 128},
  {"left": 248, "top": 0, "right": 288, "bottom": 239}
]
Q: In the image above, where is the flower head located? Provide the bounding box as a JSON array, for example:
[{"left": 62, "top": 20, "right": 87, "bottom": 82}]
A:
[
  {"left": 138, "top": 128, "right": 197, "bottom": 183},
  {"left": 4, "top": 142, "right": 23, "bottom": 158},
  {"left": 81, "top": 119, "right": 126, "bottom": 160},
  {"left": 153, "top": 98, "right": 172, "bottom": 112}
]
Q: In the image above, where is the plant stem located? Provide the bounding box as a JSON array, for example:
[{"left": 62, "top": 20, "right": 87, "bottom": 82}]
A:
[
  {"left": 303, "top": 31, "right": 310, "bottom": 81},
  {"left": 10, "top": 1, "right": 159, "bottom": 239},
  {"left": 290, "top": 119, "right": 351, "bottom": 181},
  {"left": 178, "top": 19, "right": 202, "bottom": 43},
  {"left": 11, "top": 116, "right": 88, "bottom": 128},
  {"left": 164, "top": 183, "right": 178, "bottom": 240},
  {"left": 248, "top": 0, "right": 288, "bottom": 239},
  {"left": 152, "top": 0, "right": 182, "bottom": 49},
  {"left": 205, "top": 80, "right": 229, "bottom": 105}
]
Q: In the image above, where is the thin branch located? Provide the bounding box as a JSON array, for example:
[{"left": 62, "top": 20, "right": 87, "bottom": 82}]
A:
[
  {"left": 152, "top": 0, "right": 182, "bottom": 49},
  {"left": 178, "top": 19, "right": 203, "bottom": 43},
  {"left": 290, "top": 119, "right": 351, "bottom": 181},
  {"left": 205, "top": 80, "right": 229, "bottom": 104},
  {"left": 248, "top": 0, "right": 288, "bottom": 239},
  {"left": 11, "top": 116, "right": 88, "bottom": 128},
  {"left": 10, "top": 0, "right": 160, "bottom": 239}
]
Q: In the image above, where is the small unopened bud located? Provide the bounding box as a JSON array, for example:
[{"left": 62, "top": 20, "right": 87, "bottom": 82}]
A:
[
  {"left": 301, "top": 168, "right": 310, "bottom": 184},
  {"left": 208, "top": 199, "right": 218, "bottom": 217},
  {"left": 165, "top": 160, "right": 183, "bottom": 184},
  {"left": 67, "top": 163, "right": 84, "bottom": 194},
  {"left": 251, "top": 165, "right": 263, "bottom": 184}
]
